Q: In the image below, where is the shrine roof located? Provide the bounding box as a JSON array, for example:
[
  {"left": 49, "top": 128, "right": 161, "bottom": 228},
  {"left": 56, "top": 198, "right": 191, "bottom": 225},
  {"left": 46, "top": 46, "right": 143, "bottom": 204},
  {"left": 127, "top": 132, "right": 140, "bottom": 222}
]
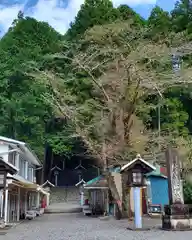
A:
[
  {"left": 84, "top": 175, "right": 108, "bottom": 189},
  {"left": 121, "top": 155, "right": 156, "bottom": 173}
]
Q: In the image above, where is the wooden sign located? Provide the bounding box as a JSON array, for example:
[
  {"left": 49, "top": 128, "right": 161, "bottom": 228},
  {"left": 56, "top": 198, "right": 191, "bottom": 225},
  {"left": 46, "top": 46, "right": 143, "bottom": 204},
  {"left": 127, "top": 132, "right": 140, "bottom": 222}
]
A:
[{"left": 165, "top": 147, "right": 184, "bottom": 204}]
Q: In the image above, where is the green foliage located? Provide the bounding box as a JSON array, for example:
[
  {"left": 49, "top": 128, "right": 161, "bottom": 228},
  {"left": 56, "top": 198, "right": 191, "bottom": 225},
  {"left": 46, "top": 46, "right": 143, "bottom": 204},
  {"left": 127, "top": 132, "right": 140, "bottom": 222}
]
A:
[
  {"left": 46, "top": 120, "right": 75, "bottom": 156},
  {"left": 66, "top": 1, "right": 145, "bottom": 40},
  {"left": 171, "top": 0, "right": 192, "bottom": 33},
  {"left": 148, "top": 6, "right": 172, "bottom": 38},
  {"left": 66, "top": 0, "right": 117, "bottom": 40},
  {"left": 117, "top": 4, "right": 146, "bottom": 25},
  {"left": 160, "top": 98, "right": 189, "bottom": 137},
  {"left": 0, "top": 16, "right": 63, "bottom": 159},
  {"left": 183, "top": 180, "right": 192, "bottom": 204}
]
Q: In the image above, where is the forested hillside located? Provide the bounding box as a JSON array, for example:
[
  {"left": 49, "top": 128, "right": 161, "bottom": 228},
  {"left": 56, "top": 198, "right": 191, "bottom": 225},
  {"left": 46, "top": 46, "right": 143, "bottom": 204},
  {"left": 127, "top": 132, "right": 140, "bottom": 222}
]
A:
[{"left": 1, "top": 0, "right": 192, "bottom": 169}]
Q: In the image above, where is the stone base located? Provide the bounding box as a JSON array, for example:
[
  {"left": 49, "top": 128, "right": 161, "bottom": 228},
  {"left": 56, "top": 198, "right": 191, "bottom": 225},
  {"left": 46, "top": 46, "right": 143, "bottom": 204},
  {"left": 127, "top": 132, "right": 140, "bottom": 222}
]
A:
[
  {"left": 162, "top": 204, "right": 192, "bottom": 230},
  {"left": 127, "top": 227, "right": 151, "bottom": 231},
  {"left": 45, "top": 202, "right": 82, "bottom": 214},
  {"left": 162, "top": 215, "right": 192, "bottom": 231}
]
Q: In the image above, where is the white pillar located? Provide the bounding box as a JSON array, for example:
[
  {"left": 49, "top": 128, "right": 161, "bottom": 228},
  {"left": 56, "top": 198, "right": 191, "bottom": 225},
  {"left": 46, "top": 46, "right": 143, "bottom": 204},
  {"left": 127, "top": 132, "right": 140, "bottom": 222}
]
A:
[
  {"left": 0, "top": 190, "right": 3, "bottom": 218},
  {"left": 4, "top": 189, "right": 8, "bottom": 224},
  {"left": 133, "top": 187, "right": 142, "bottom": 229},
  {"left": 80, "top": 192, "right": 84, "bottom": 206},
  {"left": 47, "top": 193, "right": 50, "bottom": 206},
  {"left": 36, "top": 192, "right": 40, "bottom": 208},
  {"left": 17, "top": 188, "right": 20, "bottom": 221}
]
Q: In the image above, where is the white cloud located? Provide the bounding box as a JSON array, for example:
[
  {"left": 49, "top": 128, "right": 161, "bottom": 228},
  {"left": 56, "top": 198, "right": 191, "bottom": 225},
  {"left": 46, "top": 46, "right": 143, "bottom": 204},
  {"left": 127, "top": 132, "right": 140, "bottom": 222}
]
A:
[
  {"left": 0, "top": 3, "right": 25, "bottom": 32},
  {"left": 29, "top": 0, "right": 83, "bottom": 34},
  {"left": 113, "top": 0, "right": 156, "bottom": 7},
  {"left": 0, "top": 0, "right": 157, "bottom": 35}
]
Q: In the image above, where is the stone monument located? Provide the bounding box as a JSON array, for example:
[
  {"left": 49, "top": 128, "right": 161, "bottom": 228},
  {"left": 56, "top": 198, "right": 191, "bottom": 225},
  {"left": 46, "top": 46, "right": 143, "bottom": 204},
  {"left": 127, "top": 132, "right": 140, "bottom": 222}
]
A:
[
  {"left": 166, "top": 147, "right": 184, "bottom": 204},
  {"left": 162, "top": 147, "right": 192, "bottom": 230}
]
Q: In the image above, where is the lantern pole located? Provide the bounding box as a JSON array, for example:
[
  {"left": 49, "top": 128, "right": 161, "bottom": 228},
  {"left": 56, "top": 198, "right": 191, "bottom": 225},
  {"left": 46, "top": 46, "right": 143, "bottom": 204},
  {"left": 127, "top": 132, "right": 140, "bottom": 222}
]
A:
[
  {"left": 133, "top": 187, "right": 142, "bottom": 228},
  {"left": 133, "top": 154, "right": 142, "bottom": 229}
]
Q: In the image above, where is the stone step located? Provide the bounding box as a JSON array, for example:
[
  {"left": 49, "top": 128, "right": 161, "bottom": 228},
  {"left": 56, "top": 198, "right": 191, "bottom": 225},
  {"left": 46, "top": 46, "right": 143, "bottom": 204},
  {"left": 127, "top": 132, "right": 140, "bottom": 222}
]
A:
[{"left": 45, "top": 203, "right": 82, "bottom": 214}]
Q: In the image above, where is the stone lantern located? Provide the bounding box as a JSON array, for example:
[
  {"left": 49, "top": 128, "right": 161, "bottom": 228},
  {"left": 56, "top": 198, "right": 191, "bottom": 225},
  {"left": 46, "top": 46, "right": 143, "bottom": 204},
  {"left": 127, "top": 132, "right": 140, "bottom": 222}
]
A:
[
  {"left": 121, "top": 154, "right": 155, "bottom": 230},
  {"left": 51, "top": 166, "right": 61, "bottom": 187}
]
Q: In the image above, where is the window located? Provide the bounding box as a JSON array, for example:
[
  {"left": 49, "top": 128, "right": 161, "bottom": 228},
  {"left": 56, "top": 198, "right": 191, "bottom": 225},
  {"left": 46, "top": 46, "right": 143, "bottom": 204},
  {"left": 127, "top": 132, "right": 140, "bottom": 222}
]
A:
[
  {"left": 33, "top": 168, "right": 36, "bottom": 183},
  {"left": 28, "top": 167, "right": 33, "bottom": 182},
  {"left": 8, "top": 149, "right": 16, "bottom": 166},
  {"left": 19, "top": 158, "right": 25, "bottom": 177},
  {"left": 132, "top": 172, "right": 142, "bottom": 184}
]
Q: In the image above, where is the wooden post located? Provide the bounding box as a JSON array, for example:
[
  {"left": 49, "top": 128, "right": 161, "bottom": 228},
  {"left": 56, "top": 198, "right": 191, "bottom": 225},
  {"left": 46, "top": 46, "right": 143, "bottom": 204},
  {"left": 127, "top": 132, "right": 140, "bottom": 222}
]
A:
[
  {"left": 2, "top": 172, "right": 6, "bottom": 220},
  {"left": 17, "top": 188, "right": 20, "bottom": 221},
  {"left": 24, "top": 191, "right": 28, "bottom": 213},
  {"left": 106, "top": 190, "right": 109, "bottom": 215}
]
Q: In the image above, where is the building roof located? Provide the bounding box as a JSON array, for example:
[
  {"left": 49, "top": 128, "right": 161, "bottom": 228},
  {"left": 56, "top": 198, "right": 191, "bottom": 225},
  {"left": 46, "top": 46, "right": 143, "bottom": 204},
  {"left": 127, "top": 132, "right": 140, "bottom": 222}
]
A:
[
  {"left": 41, "top": 180, "right": 55, "bottom": 188},
  {"left": 75, "top": 179, "right": 86, "bottom": 187},
  {"left": 7, "top": 173, "right": 34, "bottom": 184},
  {"left": 84, "top": 175, "right": 108, "bottom": 189},
  {"left": 0, "top": 136, "right": 41, "bottom": 166},
  {"left": 0, "top": 157, "right": 18, "bottom": 175},
  {"left": 145, "top": 165, "right": 167, "bottom": 178},
  {"left": 121, "top": 154, "right": 156, "bottom": 173}
]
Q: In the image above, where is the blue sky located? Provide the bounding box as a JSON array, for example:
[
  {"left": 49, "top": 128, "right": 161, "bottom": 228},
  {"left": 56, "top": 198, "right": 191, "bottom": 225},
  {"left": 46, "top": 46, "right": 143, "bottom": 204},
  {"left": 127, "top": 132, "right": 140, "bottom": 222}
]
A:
[{"left": 0, "top": 0, "right": 177, "bottom": 36}]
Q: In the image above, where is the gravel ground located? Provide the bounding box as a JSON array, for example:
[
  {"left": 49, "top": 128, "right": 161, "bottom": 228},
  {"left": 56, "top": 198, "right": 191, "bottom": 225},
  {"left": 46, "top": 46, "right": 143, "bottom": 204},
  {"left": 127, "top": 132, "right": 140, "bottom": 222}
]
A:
[{"left": 1, "top": 213, "right": 192, "bottom": 240}]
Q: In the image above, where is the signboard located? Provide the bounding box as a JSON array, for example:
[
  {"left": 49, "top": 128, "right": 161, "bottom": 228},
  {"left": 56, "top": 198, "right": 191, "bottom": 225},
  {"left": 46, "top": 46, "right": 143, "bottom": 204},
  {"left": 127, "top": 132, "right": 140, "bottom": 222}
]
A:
[{"left": 148, "top": 204, "right": 162, "bottom": 214}]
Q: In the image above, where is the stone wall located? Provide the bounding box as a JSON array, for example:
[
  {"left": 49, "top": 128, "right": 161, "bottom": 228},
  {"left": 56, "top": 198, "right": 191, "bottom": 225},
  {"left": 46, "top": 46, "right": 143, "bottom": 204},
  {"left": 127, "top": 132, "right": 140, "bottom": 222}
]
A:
[{"left": 50, "top": 187, "right": 80, "bottom": 204}]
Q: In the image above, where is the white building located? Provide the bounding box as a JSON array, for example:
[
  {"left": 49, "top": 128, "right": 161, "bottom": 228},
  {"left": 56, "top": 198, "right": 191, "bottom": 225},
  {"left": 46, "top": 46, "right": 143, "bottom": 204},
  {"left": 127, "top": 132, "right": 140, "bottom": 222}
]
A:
[{"left": 0, "top": 136, "right": 49, "bottom": 224}]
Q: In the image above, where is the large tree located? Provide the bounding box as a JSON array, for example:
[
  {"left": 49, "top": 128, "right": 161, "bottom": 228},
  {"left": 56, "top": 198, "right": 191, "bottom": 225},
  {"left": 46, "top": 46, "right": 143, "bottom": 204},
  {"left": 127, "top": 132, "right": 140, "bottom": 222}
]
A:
[
  {"left": 66, "top": 0, "right": 118, "bottom": 40},
  {"left": 0, "top": 15, "right": 65, "bottom": 158},
  {"left": 171, "top": 0, "right": 192, "bottom": 33},
  {"left": 33, "top": 20, "right": 192, "bottom": 164},
  {"left": 148, "top": 6, "right": 172, "bottom": 38}
]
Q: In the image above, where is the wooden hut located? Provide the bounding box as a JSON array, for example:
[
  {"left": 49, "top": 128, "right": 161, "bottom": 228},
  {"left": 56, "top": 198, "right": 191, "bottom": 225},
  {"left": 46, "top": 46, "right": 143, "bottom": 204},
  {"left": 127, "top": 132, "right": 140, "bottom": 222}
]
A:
[{"left": 83, "top": 176, "right": 109, "bottom": 216}]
